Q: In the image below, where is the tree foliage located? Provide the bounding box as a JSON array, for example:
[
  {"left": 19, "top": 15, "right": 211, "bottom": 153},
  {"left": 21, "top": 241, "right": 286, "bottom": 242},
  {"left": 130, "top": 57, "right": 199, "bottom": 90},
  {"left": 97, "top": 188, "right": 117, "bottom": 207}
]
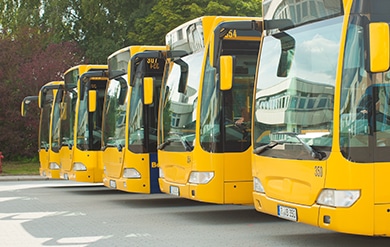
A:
[
  {"left": 0, "top": 27, "right": 84, "bottom": 159},
  {"left": 130, "top": 0, "right": 262, "bottom": 45}
]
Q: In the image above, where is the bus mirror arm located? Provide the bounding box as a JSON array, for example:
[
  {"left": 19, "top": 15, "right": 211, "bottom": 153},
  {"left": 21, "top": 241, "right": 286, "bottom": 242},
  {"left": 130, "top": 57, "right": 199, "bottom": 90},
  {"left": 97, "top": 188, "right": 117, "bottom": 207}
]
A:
[{"left": 264, "top": 19, "right": 294, "bottom": 31}]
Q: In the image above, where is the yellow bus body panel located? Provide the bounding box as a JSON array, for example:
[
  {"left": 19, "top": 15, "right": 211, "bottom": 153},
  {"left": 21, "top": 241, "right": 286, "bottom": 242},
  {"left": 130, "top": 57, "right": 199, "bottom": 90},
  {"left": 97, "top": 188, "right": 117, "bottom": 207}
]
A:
[
  {"left": 59, "top": 147, "right": 72, "bottom": 179},
  {"left": 252, "top": 155, "right": 326, "bottom": 205},
  {"left": 106, "top": 150, "right": 152, "bottom": 193},
  {"left": 253, "top": 152, "right": 376, "bottom": 236},
  {"left": 68, "top": 149, "right": 102, "bottom": 183},
  {"left": 102, "top": 146, "right": 124, "bottom": 181},
  {"left": 159, "top": 147, "right": 253, "bottom": 204},
  {"left": 45, "top": 150, "right": 60, "bottom": 179},
  {"left": 39, "top": 149, "right": 60, "bottom": 179},
  {"left": 38, "top": 149, "right": 49, "bottom": 177}
]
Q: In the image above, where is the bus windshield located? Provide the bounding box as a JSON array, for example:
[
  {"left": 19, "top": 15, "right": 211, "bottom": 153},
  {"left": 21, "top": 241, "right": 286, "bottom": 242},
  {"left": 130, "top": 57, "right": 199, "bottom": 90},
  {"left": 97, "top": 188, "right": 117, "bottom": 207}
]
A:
[
  {"left": 128, "top": 58, "right": 164, "bottom": 153},
  {"left": 60, "top": 89, "right": 77, "bottom": 148},
  {"left": 77, "top": 79, "right": 106, "bottom": 151},
  {"left": 200, "top": 40, "right": 259, "bottom": 153},
  {"left": 102, "top": 76, "right": 128, "bottom": 150},
  {"left": 102, "top": 51, "right": 131, "bottom": 150},
  {"left": 109, "top": 50, "right": 130, "bottom": 79},
  {"left": 51, "top": 89, "right": 62, "bottom": 152},
  {"left": 40, "top": 92, "right": 53, "bottom": 151},
  {"left": 159, "top": 51, "right": 203, "bottom": 151},
  {"left": 253, "top": 16, "right": 343, "bottom": 159}
]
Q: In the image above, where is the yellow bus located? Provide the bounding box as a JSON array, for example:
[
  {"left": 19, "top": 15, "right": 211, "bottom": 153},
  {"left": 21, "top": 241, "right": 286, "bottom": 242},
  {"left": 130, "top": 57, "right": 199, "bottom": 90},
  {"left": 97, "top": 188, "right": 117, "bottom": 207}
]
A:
[
  {"left": 157, "top": 16, "right": 261, "bottom": 204},
  {"left": 59, "top": 65, "right": 108, "bottom": 182},
  {"left": 252, "top": 0, "right": 390, "bottom": 236},
  {"left": 21, "top": 81, "right": 64, "bottom": 178},
  {"left": 101, "top": 46, "right": 165, "bottom": 193}
]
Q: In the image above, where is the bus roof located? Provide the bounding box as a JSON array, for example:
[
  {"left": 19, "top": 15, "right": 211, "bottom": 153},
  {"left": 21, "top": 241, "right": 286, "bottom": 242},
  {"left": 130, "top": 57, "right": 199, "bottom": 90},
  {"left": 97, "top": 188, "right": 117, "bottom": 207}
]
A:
[
  {"left": 107, "top": 45, "right": 166, "bottom": 60},
  {"left": 165, "top": 16, "right": 262, "bottom": 53},
  {"left": 64, "top": 64, "right": 107, "bottom": 75}
]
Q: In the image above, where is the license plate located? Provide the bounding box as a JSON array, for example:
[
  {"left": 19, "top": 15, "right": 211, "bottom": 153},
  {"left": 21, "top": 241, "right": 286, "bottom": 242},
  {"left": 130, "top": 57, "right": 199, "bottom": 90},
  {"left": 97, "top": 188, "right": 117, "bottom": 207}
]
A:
[
  {"left": 109, "top": 180, "right": 117, "bottom": 189},
  {"left": 170, "top": 186, "right": 179, "bottom": 196},
  {"left": 277, "top": 205, "right": 297, "bottom": 221}
]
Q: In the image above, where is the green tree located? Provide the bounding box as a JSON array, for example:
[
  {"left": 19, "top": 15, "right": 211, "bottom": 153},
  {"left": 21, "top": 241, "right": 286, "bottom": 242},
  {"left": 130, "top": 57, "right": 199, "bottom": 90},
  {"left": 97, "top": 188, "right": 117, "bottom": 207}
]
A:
[
  {"left": 130, "top": 0, "right": 262, "bottom": 45},
  {"left": 0, "top": 0, "right": 42, "bottom": 35},
  {"left": 67, "top": 0, "right": 159, "bottom": 63}
]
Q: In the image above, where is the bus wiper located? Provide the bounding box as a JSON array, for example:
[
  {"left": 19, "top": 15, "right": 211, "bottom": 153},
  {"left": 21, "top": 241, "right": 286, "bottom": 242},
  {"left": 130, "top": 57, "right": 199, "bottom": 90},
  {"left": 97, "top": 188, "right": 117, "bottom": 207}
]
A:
[
  {"left": 157, "top": 140, "right": 172, "bottom": 150},
  {"left": 181, "top": 138, "right": 193, "bottom": 151},
  {"left": 103, "top": 138, "right": 124, "bottom": 151},
  {"left": 158, "top": 138, "right": 193, "bottom": 151},
  {"left": 253, "top": 141, "right": 280, "bottom": 155},
  {"left": 284, "top": 132, "right": 326, "bottom": 160}
]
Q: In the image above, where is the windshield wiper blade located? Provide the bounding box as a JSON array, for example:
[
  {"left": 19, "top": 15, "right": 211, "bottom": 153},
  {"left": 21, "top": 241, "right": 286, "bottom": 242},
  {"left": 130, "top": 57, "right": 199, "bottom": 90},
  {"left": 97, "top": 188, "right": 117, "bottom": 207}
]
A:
[
  {"left": 157, "top": 140, "right": 172, "bottom": 150},
  {"left": 158, "top": 138, "right": 193, "bottom": 151},
  {"left": 181, "top": 139, "right": 193, "bottom": 151},
  {"left": 283, "top": 132, "right": 326, "bottom": 160},
  {"left": 253, "top": 141, "right": 280, "bottom": 155}
]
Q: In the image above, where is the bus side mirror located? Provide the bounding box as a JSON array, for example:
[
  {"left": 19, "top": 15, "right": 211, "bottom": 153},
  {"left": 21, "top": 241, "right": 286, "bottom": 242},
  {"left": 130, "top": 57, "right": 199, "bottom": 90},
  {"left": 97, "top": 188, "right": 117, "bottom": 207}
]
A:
[
  {"left": 22, "top": 96, "right": 39, "bottom": 116},
  {"left": 368, "top": 22, "right": 390, "bottom": 73},
  {"left": 220, "top": 55, "right": 234, "bottom": 91},
  {"left": 88, "top": 90, "right": 97, "bottom": 112},
  {"left": 143, "top": 77, "right": 154, "bottom": 105}
]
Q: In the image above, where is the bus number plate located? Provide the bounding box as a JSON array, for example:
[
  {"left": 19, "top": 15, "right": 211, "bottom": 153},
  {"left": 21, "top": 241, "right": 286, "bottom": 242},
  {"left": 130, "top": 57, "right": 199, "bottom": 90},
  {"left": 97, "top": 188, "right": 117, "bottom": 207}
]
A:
[
  {"left": 170, "top": 186, "right": 179, "bottom": 196},
  {"left": 109, "top": 180, "right": 117, "bottom": 189},
  {"left": 277, "top": 205, "right": 297, "bottom": 221}
]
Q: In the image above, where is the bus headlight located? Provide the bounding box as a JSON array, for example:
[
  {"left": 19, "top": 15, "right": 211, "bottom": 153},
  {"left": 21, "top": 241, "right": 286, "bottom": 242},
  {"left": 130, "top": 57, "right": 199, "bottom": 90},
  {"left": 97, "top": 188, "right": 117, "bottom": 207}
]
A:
[
  {"left": 159, "top": 168, "right": 164, "bottom": 178},
  {"left": 123, "top": 168, "right": 141, "bottom": 178},
  {"left": 188, "top": 172, "right": 214, "bottom": 184},
  {"left": 73, "top": 162, "right": 87, "bottom": 171},
  {"left": 253, "top": 177, "right": 265, "bottom": 193},
  {"left": 317, "top": 189, "right": 360, "bottom": 207},
  {"left": 49, "top": 162, "right": 60, "bottom": 170}
]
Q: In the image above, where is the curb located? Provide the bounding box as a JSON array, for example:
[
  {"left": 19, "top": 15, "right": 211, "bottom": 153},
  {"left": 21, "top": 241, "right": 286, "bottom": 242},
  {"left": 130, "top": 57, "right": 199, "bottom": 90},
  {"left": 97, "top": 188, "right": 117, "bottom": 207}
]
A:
[{"left": 0, "top": 175, "right": 49, "bottom": 182}]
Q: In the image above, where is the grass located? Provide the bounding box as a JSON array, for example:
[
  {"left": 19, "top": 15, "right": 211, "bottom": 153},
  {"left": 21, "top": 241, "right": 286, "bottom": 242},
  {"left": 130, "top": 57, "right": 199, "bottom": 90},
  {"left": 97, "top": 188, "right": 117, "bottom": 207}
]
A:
[{"left": 1, "top": 160, "right": 40, "bottom": 176}]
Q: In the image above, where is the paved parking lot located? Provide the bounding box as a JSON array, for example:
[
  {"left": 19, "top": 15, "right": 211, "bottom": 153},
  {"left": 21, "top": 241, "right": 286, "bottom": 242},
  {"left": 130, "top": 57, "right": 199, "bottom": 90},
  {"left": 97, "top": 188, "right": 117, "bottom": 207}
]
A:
[{"left": 1, "top": 178, "right": 390, "bottom": 246}]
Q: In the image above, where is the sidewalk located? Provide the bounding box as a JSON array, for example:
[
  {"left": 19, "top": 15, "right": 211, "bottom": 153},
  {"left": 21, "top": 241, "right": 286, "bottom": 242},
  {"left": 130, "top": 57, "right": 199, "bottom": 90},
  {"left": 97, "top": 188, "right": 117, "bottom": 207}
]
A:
[{"left": 0, "top": 175, "right": 49, "bottom": 181}]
